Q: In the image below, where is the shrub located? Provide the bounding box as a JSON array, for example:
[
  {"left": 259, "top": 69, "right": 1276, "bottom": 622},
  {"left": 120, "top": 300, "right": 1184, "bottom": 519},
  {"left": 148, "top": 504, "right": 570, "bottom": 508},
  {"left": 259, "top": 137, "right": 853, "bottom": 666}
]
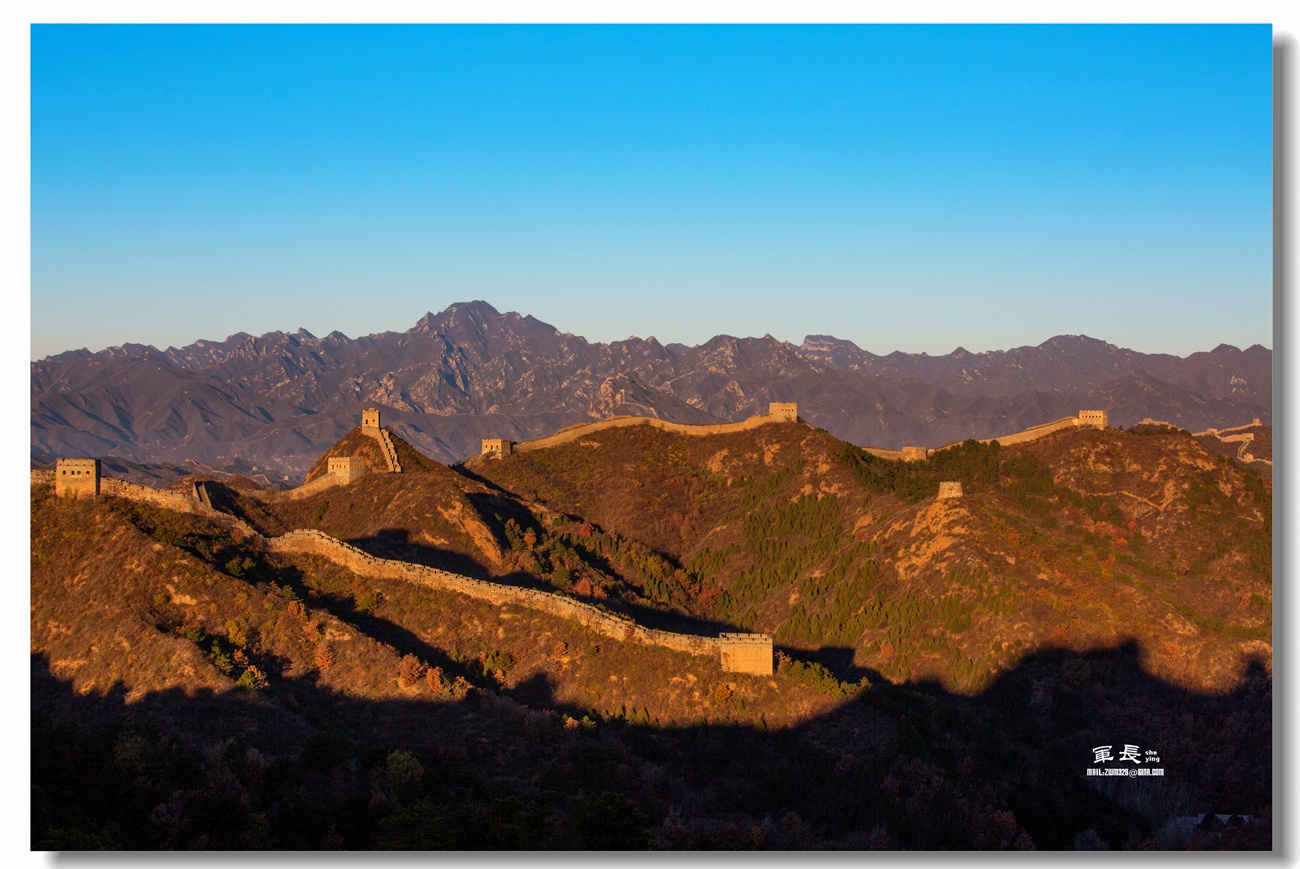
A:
[
  {"left": 224, "top": 618, "right": 249, "bottom": 648},
  {"left": 314, "top": 644, "right": 335, "bottom": 671},
  {"left": 482, "top": 649, "right": 515, "bottom": 679},
  {"left": 398, "top": 654, "right": 428, "bottom": 687},
  {"left": 385, "top": 750, "right": 425, "bottom": 802},
  {"left": 236, "top": 665, "right": 268, "bottom": 690},
  {"left": 355, "top": 590, "right": 383, "bottom": 615},
  {"left": 210, "top": 642, "right": 234, "bottom": 675},
  {"left": 179, "top": 625, "right": 206, "bottom": 644},
  {"left": 224, "top": 556, "right": 255, "bottom": 578}
]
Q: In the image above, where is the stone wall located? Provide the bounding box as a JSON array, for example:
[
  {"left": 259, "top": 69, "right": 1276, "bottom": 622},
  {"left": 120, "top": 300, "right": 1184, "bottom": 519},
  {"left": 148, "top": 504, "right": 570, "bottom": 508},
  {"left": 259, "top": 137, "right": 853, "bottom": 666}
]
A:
[
  {"left": 1078, "top": 410, "right": 1108, "bottom": 428},
  {"left": 363, "top": 427, "right": 402, "bottom": 473},
  {"left": 280, "top": 472, "right": 348, "bottom": 501},
  {"left": 859, "top": 447, "right": 908, "bottom": 461},
  {"left": 767, "top": 402, "right": 799, "bottom": 422},
  {"left": 937, "top": 481, "right": 963, "bottom": 499},
  {"left": 55, "top": 458, "right": 100, "bottom": 498},
  {"left": 968, "top": 416, "right": 1078, "bottom": 449},
  {"left": 901, "top": 446, "right": 928, "bottom": 462},
  {"left": 718, "top": 632, "right": 774, "bottom": 675},
  {"left": 481, "top": 438, "right": 513, "bottom": 456},
  {"left": 98, "top": 478, "right": 259, "bottom": 538},
  {"left": 327, "top": 456, "right": 370, "bottom": 483},
  {"left": 510, "top": 408, "right": 799, "bottom": 455},
  {"left": 267, "top": 529, "right": 722, "bottom": 659}
]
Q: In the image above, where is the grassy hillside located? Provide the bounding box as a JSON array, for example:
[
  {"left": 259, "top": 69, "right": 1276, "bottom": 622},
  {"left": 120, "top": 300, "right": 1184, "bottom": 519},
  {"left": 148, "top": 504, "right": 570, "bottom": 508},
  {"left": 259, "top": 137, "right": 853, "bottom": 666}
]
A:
[{"left": 468, "top": 423, "right": 1271, "bottom": 694}]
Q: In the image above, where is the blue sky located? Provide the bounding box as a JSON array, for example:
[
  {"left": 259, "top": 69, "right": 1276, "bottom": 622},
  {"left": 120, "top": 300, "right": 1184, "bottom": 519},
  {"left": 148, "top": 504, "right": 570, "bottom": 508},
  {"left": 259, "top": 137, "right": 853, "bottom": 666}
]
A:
[{"left": 30, "top": 24, "right": 1273, "bottom": 359}]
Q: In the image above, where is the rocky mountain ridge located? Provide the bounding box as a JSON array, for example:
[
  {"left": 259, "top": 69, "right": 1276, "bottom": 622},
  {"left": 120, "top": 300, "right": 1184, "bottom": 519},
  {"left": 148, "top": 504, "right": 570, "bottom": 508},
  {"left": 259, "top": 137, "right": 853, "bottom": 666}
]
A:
[{"left": 32, "top": 301, "right": 1271, "bottom": 478}]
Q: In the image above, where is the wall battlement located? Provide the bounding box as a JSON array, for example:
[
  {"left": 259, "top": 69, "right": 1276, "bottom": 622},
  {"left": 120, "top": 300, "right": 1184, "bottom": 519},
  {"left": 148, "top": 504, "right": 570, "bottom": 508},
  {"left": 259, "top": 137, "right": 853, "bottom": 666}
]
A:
[
  {"left": 768, "top": 402, "right": 798, "bottom": 422},
  {"left": 718, "top": 632, "right": 774, "bottom": 675},
  {"left": 1078, "top": 410, "right": 1108, "bottom": 428},
  {"left": 327, "top": 456, "right": 370, "bottom": 482},
  {"left": 929, "top": 408, "right": 1112, "bottom": 455},
  {"left": 55, "top": 458, "right": 100, "bottom": 498},
  {"left": 362, "top": 408, "right": 381, "bottom": 429},
  {"left": 503, "top": 401, "right": 802, "bottom": 456},
  {"left": 482, "top": 438, "right": 514, "bottom": 456},
  {"left": 268, "top": 528, "right": 724, "bottom": 660}
]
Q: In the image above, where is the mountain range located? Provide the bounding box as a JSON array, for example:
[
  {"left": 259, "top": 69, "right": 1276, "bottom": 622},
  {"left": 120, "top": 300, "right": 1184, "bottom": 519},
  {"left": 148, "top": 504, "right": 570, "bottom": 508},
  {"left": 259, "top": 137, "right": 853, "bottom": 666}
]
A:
[{"left": 31, "top": 300, "right": 1271, "bottom": 480}]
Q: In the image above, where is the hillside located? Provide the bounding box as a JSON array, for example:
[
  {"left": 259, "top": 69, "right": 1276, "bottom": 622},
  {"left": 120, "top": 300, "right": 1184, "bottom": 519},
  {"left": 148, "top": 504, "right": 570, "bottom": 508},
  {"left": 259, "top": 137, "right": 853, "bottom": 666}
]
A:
[
  {"left": 467, "top": 421, "right": 1271, "bottom": 694},
  {"left": 30, "top": 443, "right": 1272, "bottom": 849}
]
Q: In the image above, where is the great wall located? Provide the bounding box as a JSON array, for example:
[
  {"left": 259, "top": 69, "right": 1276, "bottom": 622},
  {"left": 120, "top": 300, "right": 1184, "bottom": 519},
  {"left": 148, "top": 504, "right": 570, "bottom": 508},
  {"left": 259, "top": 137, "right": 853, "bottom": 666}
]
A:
[
  {"left": 35, "top": 401, "right": 1172, "bottom": 677},
  {"left": 32, "top": 470, "right": 766, "bottom": 672},
  {"left": 476, "top": 401, "right": 800, "bottom": 458},
  {"left": 266, "top": 529, "right": 725, "bottom": 659},
  {"left": 1194, "top": 418, "right": 1271, "bottom": 467}
]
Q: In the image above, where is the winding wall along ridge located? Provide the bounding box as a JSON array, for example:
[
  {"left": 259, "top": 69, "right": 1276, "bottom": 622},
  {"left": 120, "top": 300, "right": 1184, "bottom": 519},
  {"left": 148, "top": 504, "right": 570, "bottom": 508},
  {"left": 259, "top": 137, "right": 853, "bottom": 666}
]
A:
[
  {"left": 90, "top": 477, "right": 261, "bottom": 538},
  {"left": 929, "top": 415, "right": 1085, "bottom": 454},
  {"left": 511, "top": 412, "right": 786, "bottom": 454},
  {"left": 364, "top": 427, "right": 402, "bottom": 473},
  {"left": 266, "top": 528, "right": 721, "bottom": 657},
  {"left": 36, "top": 470, "right": 721, "bottom": 658}
]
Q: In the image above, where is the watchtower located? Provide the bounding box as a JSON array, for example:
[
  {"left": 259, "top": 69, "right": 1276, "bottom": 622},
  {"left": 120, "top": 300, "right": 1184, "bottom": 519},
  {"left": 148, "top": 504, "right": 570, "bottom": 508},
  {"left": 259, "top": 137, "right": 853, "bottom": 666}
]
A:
[
  {"left": 1078, "top": 410, "right": 1108, "bottom": 428},
  {"left": 482, "top": 438, "right": 513, "bottom": 457},
  {"left": 55, "top": 458, "right": 100, "bottom": 498},
  {"left": 937, "top": 481, "right": 963, "bottom": 499},
  {"left": 327, "top": 456, "right": 370, "bottom": 483},
  {"left": 901, "top": 446, "right": 928, "bottom": 462},
  {"left": 768, "top": 402, "right": 798, "bottom": 422},
  {"left": 719, "top": 632, "right": 774, "bottom": 675},
  {"left": 362, "top": 408, "right": 381, "bottom": 430}
]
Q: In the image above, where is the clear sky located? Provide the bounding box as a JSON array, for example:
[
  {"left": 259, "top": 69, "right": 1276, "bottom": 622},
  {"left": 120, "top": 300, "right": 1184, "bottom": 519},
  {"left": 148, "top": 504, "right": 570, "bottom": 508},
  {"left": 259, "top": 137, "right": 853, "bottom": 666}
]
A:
[{"left": 30, "top": 24, "right": 1273, "bottom": 359}]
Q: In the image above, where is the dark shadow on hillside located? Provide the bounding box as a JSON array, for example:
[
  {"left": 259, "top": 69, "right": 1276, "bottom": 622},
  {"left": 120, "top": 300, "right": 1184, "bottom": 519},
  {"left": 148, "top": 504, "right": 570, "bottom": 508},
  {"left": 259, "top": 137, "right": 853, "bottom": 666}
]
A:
[
  {"left": 337, "top": 529, "right": 751, "bottom": 641},
  {"left": 794, "top": 645, "right": 885, "bottom": 686},
  {"left": 31, "top": 638, "right": 1272, "bottom": 851},
  {"left": 344, "top": 528, "right": 497, "bottom": 581}
]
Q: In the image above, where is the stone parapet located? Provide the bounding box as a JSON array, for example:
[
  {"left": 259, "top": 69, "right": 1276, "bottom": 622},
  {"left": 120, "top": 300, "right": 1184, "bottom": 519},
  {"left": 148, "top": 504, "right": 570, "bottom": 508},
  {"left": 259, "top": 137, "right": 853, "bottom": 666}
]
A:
[
  {"left": 99, "top": 478, "right": 260, "bottom": 538},
  {"left": 719, "top": 632, "right": 774, "bottom": 675},
  {"left": 511, "top": 411, "right": 797, "bottom": 455},
  {"left": 267, "top": 528, "right": 721, "bottom": 658},
  {"left": 55, "top": 458, "right": 100, "bottom": 498},
  {"left": 363, "top": 427, "right": 402, "bottom": 473}
]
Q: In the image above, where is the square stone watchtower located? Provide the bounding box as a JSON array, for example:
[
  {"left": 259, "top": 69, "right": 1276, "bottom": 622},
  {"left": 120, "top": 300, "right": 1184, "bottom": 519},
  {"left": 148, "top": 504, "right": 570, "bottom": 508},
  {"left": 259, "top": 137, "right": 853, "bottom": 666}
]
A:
[
  {"left": 55, "top": 458, "right": 100, "bottom": 498},
  {"left": 482, "top": 438, "right": 513, "bottom": 456},
  {"left": 937, "top": 481, "right": 963, "bottom": 499},
  {"left": 327, "top": 456, "right": 370, "bottom": 483},
  {"left": 719, "top": 632, "right": 774, "bottom": 675},
  {"left": 362, "top": 408, "right": 381, "bottom": 430},
  {"left": 768, "top": 402, "right": 798, "bottom": 422},
  {"left": 1078, "top": 410, "right": 1108, "bottom": 428},
  {"left": 902, "top": 446, "right": 928, "bottom": 462}
]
